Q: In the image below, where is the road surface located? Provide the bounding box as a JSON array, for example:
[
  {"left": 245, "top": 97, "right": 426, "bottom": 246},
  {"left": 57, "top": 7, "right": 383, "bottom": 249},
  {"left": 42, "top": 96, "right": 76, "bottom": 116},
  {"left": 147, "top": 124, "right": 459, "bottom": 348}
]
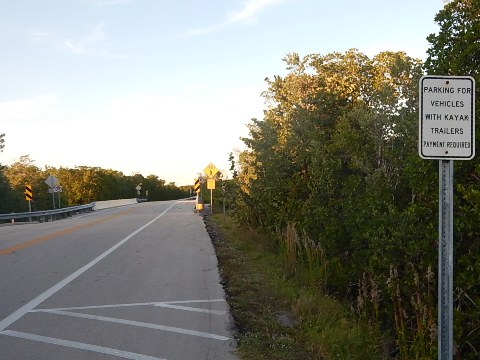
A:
[{"left": 0, "top": 200, "right": 237, "bottom": 360}]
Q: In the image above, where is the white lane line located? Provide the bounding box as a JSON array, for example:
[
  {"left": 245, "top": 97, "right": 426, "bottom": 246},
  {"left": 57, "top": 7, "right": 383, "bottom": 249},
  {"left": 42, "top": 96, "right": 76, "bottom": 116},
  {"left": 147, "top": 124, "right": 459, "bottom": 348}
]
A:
[
  {"left": 37, "top": 309, "right": 231, "bottom": 341},
  {"left": 153, "top": 303, "right": 227, "bottom": 315},
  {"left": 33, "top": 302, "right": 165, "bottom": 312},
  {"left": 0, "top": 330, "right": 166, "bottom": 360},
  {"left": 0, "top": 202, "right": 177, "bottom": 332},
  {"left": 33, "top": 299, "right": 227, "bottom": 312},
  {"left": 165, "top": 299, "right": 226, "bottom": 304}
]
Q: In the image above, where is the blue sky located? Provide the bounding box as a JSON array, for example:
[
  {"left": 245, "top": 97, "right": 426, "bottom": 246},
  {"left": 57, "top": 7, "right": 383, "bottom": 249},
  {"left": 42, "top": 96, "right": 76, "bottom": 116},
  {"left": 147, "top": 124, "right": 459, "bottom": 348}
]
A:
[{"left": 1, "top": 0, "right": 444, "bottom": 186}]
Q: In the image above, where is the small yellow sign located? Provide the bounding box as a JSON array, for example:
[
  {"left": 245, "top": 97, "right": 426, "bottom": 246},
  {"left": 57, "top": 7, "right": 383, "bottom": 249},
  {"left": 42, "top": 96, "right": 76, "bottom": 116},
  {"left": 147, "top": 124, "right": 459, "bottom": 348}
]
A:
[
  {"left": 207, "top": 179, "right": 215, "bottom": 190},
  {"left": 204, "top": 163, "right": 219, "bottom": 179}
]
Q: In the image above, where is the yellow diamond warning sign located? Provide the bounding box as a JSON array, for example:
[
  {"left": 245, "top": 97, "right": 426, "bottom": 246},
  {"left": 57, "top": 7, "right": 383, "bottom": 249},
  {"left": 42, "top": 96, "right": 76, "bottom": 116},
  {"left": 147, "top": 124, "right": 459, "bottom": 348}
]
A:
[{"left": 204, "top": 163, "right": 219, "bottom": 178}]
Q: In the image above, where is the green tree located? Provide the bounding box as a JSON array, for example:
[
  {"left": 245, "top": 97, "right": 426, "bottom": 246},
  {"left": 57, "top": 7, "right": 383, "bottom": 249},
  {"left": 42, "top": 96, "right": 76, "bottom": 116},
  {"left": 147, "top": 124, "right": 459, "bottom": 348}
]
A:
[
  {"left": 425, "top": 0, "right": 480, "bottom": 80},
  {"left": 0, "top": 164, "right": 15, "bottom": 213},
  {"left": 1, "top": 158, "right": 188, "bottom": 214},
  {"left": 425, "top": 1, "right": 480, "bottom": 357},
  {"left": 0, "top": 133, "right": 5, "bottom": 152},
  {"left": 143, "top": 174, "right": 166, "bottom": 200},
  {"left": 228, "top": 152, "right": 238, "bottom": 179},
  {"left": 3, "top": 155, "right": 49, "bottom": 211},
  {"left": 235, "top": 49, "right": 439, "bottom": 358}
]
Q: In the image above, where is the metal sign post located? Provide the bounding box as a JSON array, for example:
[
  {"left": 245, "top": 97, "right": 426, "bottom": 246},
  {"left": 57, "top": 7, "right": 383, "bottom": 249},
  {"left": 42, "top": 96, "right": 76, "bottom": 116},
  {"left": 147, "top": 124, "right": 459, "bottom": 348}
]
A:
[
  {"left": 222, "top": 182, "right": 226, "bottom": 225},
  {"left": 58, "top": 187, "right": 61, "bottom": 209},
  {"left": 438, "top": 160, "right": 454, "bottom": 359},
  {"left": 419, "top": 75, "right": 475, "bottom": 360},
  {"left": 45, "top": 175, "right": 59, "bottom": 210}
]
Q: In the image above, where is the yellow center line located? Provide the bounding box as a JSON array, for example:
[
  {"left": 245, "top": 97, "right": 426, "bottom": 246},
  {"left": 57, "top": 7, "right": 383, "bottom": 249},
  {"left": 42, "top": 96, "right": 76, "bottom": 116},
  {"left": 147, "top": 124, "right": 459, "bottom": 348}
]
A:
[{"left": 0, "top": 208, "right": 135, "bottom": 255}]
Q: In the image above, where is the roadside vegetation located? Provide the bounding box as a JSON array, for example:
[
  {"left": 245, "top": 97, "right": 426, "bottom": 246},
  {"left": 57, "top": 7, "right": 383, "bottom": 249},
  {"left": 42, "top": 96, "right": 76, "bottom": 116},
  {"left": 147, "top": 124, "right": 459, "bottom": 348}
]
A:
[
  {"left": 214, "top": 2, "right": 479, "bottom": 358},
  {"left": 208, "top": 213, "right": 384, "bottom": 359},
  {"left": 0, "top": 155, "right": 189, "bottom": 213}
]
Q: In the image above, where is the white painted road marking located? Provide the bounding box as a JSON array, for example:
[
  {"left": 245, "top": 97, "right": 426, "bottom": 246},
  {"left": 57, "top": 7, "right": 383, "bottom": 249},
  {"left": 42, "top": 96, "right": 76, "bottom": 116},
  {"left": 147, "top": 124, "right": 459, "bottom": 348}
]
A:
[
  {"left": 153, "top": 303, "right": 227, "bottom": 315},
  {"left": 33, "top": 298, "right": 227, "bottom": 313},
  {"left": 0, "top": 202, "right": 177, "bottom": 332},
  {"left": 36, "top": 309, "right": 231, "bottom": 341},
  {"left": 0, "top": 330, "right": 166, "bottom": 360},
  {"left": 20, "top": 298, "right": 231, "bottom": 358}
]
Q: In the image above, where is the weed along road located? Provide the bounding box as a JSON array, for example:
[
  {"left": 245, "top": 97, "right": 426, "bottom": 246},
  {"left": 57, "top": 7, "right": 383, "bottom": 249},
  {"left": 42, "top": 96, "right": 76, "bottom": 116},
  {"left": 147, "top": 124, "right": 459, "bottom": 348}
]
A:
[{"left": 0, "top": 200, "right": 237, "bottom": 360}]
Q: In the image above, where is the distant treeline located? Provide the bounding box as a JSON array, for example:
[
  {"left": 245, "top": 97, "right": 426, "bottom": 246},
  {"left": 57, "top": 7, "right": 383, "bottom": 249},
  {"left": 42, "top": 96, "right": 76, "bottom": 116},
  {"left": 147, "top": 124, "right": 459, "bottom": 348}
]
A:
[
  {"left": 0, "top": 155, "right": 190, "bottom": 213},
  {"left": 228, "top": 1, "right": 480, "bottom": 359}
]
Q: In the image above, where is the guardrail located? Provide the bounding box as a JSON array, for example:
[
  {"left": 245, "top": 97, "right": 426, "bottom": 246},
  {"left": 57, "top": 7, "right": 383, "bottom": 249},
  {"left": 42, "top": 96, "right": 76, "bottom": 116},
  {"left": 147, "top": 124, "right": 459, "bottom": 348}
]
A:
[
  {"left": 0, "top": 203, "right": 95, "bottom": 224},
  {"left": 94, "top": 198, "right": 139, "bottom": 210}
]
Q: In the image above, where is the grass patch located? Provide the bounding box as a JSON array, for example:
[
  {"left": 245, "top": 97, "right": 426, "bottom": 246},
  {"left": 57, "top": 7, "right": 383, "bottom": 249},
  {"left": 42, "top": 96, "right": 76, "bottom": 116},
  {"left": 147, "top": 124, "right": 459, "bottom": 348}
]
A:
[{"left": 206, "top": 213, "right": 384, "bottom": 360}]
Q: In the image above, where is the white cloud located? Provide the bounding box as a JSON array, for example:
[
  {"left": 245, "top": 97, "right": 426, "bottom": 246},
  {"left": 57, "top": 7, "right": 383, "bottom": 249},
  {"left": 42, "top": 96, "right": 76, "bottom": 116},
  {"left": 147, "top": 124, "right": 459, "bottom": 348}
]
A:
[
  {"left": 227, "top": 0, "right": 288, "bottom": 24},
  {"left": 184, "top": 0, "right": 293, "bottom": 37},
  {"left": 0, "top": 94, "right": 59, "bottom": 121},
  {"left": 29, "top": 22, "right": 125, "bottom": 57},
  {"left": 61, "top": 22, "right": 106, "bottom": 54}
]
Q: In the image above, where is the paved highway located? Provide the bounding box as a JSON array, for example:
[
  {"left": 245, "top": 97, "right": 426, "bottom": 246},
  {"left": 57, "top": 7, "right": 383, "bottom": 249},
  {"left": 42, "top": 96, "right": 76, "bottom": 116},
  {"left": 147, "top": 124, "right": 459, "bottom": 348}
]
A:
[{"left": 0, "top": 200, "right": 237, "bottom": 360}]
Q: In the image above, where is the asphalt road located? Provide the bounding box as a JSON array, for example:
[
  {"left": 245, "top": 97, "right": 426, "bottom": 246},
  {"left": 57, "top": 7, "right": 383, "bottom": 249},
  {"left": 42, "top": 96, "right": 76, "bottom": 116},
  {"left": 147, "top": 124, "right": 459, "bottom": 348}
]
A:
[{"left": 0, "top": 200, "right": 237, "bottom": 360}]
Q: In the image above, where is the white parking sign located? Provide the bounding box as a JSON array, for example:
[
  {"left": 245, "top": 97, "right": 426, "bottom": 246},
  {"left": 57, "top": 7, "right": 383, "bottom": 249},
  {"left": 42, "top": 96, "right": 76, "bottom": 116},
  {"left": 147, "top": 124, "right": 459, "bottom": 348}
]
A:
[{"left": 419, "top": 75, "right": 475, "bottom": 160}]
